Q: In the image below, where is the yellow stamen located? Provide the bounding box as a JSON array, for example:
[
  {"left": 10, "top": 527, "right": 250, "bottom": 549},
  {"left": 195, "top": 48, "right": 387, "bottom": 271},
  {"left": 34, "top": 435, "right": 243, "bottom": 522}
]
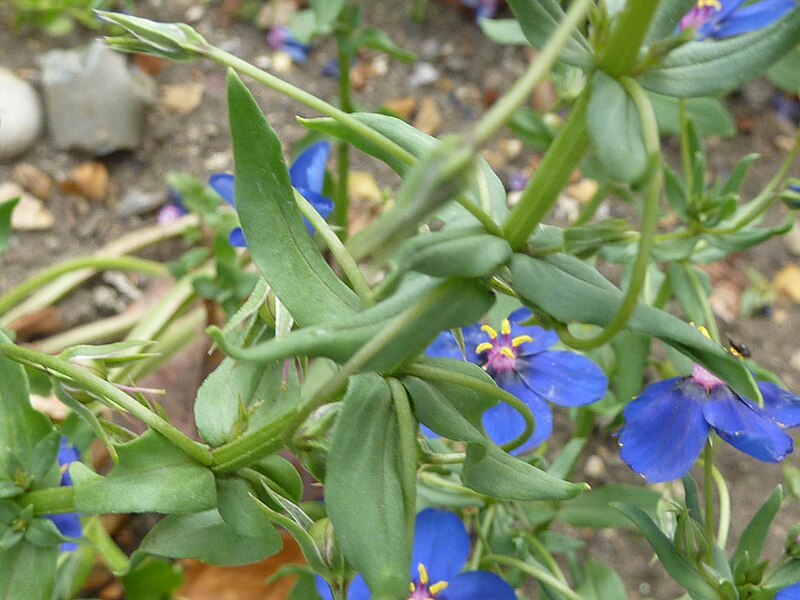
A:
[
  {"left": 697, "top": 0, "right": 721, "bottom": 9},
  {"left": 480, "top": 324, "right": 497, "bottom": 340},
  {"left": 418, "top": 563, "right": 429, "bottom": 585},
  {"left": 500, "top": 319, "right": 511, "bottom": 336},
  {"left": 697, "top": 325, "right": 711, "bottom": 340},
  {"left": 512, "top": 335, "right": 532, "bottom": 347},
  {"left": 475, "top": 342, "right": 493, "bottom": 354},
  {"left": 500, "top": 347, "right": 515, "bottom": 359},
  {"left": 429, "top": 581, "right": 449, "bottom": 595},
  {"left": 409, "top": 582, "right": 416, "bottom": 593},
  {"left": 730, "top": 346, "right": 744, "bottom": 360}
]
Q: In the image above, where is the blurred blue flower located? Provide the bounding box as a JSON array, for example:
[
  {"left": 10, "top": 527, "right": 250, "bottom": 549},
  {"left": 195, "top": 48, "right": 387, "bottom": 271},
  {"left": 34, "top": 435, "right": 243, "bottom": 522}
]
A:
[
  {"left": 46, "top": 438, "right": 82, "bottom": 551},
  {"left": 315, "top": 508, "right": 515, "bottom": 600},
  {"left": 463, "top": 0, "right": 500, "bottom": 20},
  {"left": 679, "top": 0, "right": 795, "bottom": 39},
  {"left": 426, "top": 308, "right": 608, "bottom": 453},
  {"left": 210, "top": 141, "right": 334, "bottom": 247},
  {"left": 268, "top": 26, "right": 310, "bottom": 64},
  {"left": 778, "top": 582, "right": 800, "bottom": 600},
  {"left": 619, "top": 365, "right": 800, "bottom": 482}
]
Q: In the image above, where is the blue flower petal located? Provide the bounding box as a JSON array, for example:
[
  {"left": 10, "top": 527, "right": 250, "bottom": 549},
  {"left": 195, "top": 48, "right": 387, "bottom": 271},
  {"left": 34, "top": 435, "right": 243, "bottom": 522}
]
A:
[
  {"left": 703, "top": 390, "right": 793, "bottom": 462},
  {"left": 425, "top": 325, "right": 484, "bottom": 364},
  {"left": 228, "top": 227, "right": 247, "bottom": 248},
  {"left": 298, "top": 189, "right": 335, "bottom": 220},
  {"left": 711, "top": 0, "right": 794, "bottom": 37},
  {"left": 411, "top": 509, "right": 470, "bottom": 584},
  {"left": 758, "top": 381, "right": 800, "bottom": 428},
  {"left": 282, "top": 42, "right": 310, "bottom": 64},
  {"left": 290, "top": 142, "right": 331, "bottom": 195},
  {"left": 440, "top": 571, "right": 516, "bottom": 600},
  {"left": 777, "top": 582, "right": 800, "bottom": 600},
  {"left": 208, "top": 173, "right": 235, "bottom": 207},
  {"left": 314, "top": 576, "right": 333, "bottom": 600},
  {"left": 346, "top": 575, "right": 370, "bottom": 600},
  {"left": 485, "top": 371, "right": 553, "bottom": 452},
  {"left": 48, "top": 513, "right": 82, "bottom": 551},
  {"left": 57, "top": 439, "right": 79, "bottom": 486},
  {"left": 623, "top": 378, "right": 682, "bottom": 422},
  {"left": 508, "top": 308, "right": 558, "bottom": 354},
  {"left": 619, "top": 381, "right": 710, "bottom": 482},
  {"left": 515, "top": 351, "right": 607, "bottom": 408}
]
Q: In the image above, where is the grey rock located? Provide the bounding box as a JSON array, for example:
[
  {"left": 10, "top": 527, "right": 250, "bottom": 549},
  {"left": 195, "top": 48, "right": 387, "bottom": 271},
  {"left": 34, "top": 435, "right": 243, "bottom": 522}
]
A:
[
  {"left": 40, "top": 41, "right": 156, "bottom": 155},
  {"left": 117, "top": 188, "right": 168, "bottom": 217},
  {"left": 408, "top": 62, "right": 439, "bottom": 89},
  {"left": 0, "top": 68, "right": 43, "bottom": 160}
]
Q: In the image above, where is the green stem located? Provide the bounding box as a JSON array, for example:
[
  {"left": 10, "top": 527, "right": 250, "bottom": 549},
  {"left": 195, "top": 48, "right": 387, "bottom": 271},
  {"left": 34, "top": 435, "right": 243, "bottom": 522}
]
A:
[
  {"left": 711, "top": 464, "right": 730, "bottom": 550},
  {"left": 404, "top": 363, "right": 535, "bottom": 454},
  {"left": 468, "top": 504, "right": 497, "bottom": 571},
  {"left": 480, "top": 555, "right": 583, "bottom": 600},
  {"left": 418, "top": 471, "right": 487, "bottom": 499},
  {"left": 703, "top": 439, "right": 715, "bottom": 558},
  {"left": 331, "top": 33, "right": 353, "bottom": 235},
  {"left": 84, "top": 517, "right": 129, "bottom": 574},
  {"left": 204, "top": 48, "right": 415, "bottom": 169},
  {"left": 295, "top": 191, "right": 373, "bottom": 305},
  {"left": 36, "top": 310, "right": 142, "bottom": 355},
  {"left": 555, "top": 78, "right": 661, "bottom": 350},
  {"left": 0, "top": 344, "right": 214, "bottom": 467},
  {"left": 422, "top": 452, "right": 466, "bottom": 465},
  {"left": 684, "top": 263, "right": 719, "bottom": 342},
  {"left": 599, "top": 0, "right": 661, "bottom": 76},
  {"left": 503, "top": 92, "right": 591, "bottom": 249},
  {"left": 388, "top": 378, "right": 417, "bottom": 552},
  {"left": 473, "top": 0, "right": 594, "bottom": 146},
  {"left": 525, "top": 533, "right": 570, "bottom": 585},
  {"left": 19, "top": 486, "right": 74, "bottom": 515},
  {"left": 679, "top": 99, "right": 693, "bottom": 199},
  {"left": 0, "top": 256, "right": 167, "bottom": 319}
]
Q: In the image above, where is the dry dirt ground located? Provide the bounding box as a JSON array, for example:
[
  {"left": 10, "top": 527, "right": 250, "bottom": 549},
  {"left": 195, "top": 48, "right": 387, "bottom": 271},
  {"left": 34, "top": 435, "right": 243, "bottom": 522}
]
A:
[{"left": 1, "top": 1, "right": 800, "bottom": 598}]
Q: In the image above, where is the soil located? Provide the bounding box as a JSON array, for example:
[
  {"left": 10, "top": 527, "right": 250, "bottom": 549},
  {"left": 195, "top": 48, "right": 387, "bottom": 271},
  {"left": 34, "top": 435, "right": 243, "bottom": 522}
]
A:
[{"left": 1, "top": 1, "right": 799, "bottom": 599}]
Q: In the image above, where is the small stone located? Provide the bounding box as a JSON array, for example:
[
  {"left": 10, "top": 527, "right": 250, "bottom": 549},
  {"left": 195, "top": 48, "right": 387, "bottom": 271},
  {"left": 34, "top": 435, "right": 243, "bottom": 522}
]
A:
[
  {"left": 272, "top": 52, "right": 293, "bottom": 74},
  {"left": 160, "top": 81, "right": 205, "bottom": 115},
  {"left": 419, "top": 39, "right": 441, "bottom": 60},
  {"left": 532, "top": 80, "right": 558, "bottom": 113},
  {"left": 786, "top": 220, "right": 800, "bottom": 256},
  {"left": 12, "top": 163, "right": 52, "bottom": 200},
  {"left": 254, "top": 54, "right": 272, "bottom": 70},
  {"left": 773, "top": 265, "right": 800, "bottom": 303},
  {"left": 255, "top": 0, "right": 297, "bottom": 28},
  {"left": 203, "top": 152, "right": 230, "bottom": 171},
  {"left": 480, "top": 149, "right": 506, "bottom": 172},
  {"left": 775, "top": 135, "right": 795, "bottom": 152},
  {"left": 498, "top": 138, "right": 523, "bottom": 160},
  {"left": 0, "top": 182, "right": 54, "bottom": 231},
  {"left": 348, "top": 171, "right": 382, "bottom": 203},
  {"left": 0, "top": 68, "right": 43, "bottom": 160},
  {"left": 40, "top": 41, "right": 156, "bottom": 155},
  {"left": 565, "top": 178, "right": 600, "bottom": 204},
  {"left": 584, "top": 455, "right": 606, "bottom": 478},
  {"left": 408, "top": 62, "right": 439, "bottom": 88},
  {"left": 413, "top": 97, "right": 443, "bottom": 136},
  {"left": 31, "top": 394, "right": 70, "bottom": 421},
  {"left": 384, "top": 96, "right": 417, "bottom": 121},
  {"left": 92, "top": 285, "right": 125, "bottom": 313},
  {"left": 790, "top": 349, "right": 800, "bottom": 372},
  {"left": 117, "top": 188, "right": 168, "bottom": 216},
  {"left": 184, "top": 3, "right": 205, "bottom": 22},
  {"left": 64, "top": 161, "right": 110, "bottom": 203}
]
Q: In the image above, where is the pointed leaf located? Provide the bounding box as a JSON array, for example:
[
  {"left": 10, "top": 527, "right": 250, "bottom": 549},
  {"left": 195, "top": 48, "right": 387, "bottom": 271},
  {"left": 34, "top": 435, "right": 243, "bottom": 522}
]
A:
[
  {"left": 506, "top": 0, "right": 593, "bottom": 66},
  {"left": 732, "top": 486, "right": 783, "bottom": 571},
  {"left": 0, "top": 540, "right": 58, "bottom": 600}
]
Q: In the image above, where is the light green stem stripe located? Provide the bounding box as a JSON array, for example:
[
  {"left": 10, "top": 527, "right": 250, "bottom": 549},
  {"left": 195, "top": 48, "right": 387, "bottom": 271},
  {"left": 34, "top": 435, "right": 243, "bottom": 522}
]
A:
[
  {"left": 0, "top": 343, "right": 214, "bottom": 466},
  {"left": 480, "top": 555, "right": 583, "bottom": 600}
]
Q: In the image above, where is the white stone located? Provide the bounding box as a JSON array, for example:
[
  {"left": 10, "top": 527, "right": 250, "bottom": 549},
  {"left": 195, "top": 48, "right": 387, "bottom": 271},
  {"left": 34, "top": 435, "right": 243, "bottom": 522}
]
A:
[
  {"left": 0, "top": 182, "right": 54, "bottom": 231},
  {"left": 0, "top": 69, "right": 43, "bottom": 160}
]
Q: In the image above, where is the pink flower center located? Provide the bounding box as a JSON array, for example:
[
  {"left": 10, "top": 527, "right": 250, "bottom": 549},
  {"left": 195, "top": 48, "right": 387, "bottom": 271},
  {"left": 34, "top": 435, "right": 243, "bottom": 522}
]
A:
[
  {"left": 691, "top": 364, "right": 725, "bottom": 391},
  {"left": 475, "top": 319, "right": 532, "bottom": 374},
  {"left": 408, "top": 564, "right": 448, "bottom": 600},
  {"left": 679, "top": 0, "right": 721, "bottom": 31}
]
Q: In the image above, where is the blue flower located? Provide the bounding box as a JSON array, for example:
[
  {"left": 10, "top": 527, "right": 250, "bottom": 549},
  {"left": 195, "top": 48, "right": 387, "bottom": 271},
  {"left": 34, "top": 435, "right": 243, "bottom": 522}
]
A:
[
  {"left": 619, "top": 365, "right": 800, "bottom": 483},
  {"left": 426, "top": 308, "right": 608, "bottom": 453},
  {"left": 315, "top": 508, "right": 515, "bottom": 600},
  {"left": 678, "top": 0, "right": 795, "bottom": 39},
  {"left": 778, "top": 582, "right": 800, "bottom": 600},
  {"left": 209, "top": 141, "right": 334, "bottom": 247},
  {"left": 46, "top": 438, "right": 82, "bottom": 551},
  {"left": 267, "top": 26, "right": 310, "bottom": 64}
]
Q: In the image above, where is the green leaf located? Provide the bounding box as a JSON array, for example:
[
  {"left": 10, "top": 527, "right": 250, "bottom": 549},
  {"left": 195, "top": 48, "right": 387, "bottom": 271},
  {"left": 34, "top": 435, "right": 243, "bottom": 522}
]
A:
[
  {"left": 0, "top": 197, "right": 19, "bottom": 255},
  {"left": 357, "top": 28, "right": 416, "bottom": 63},
  {"left": 731, "top": 486, "right": 782, "bottom": 572},
  {"left": 478, "top": 18, "right": 529, "bottom": 45},
  {"left": 576, "top": 559, "right": 628, "bottom": 600},
  {"left": 250, "top": 455, "right": 304, "bottom": 504},
  {"left": 226, "top": 70, "right": 362, "bottom": 326},
  {"left": 767, "top": 46, "right": 800, "bottom": 93},
  {"left": 299, "top": 113, "right": 508, "bottom": 228},
  {"left": 121, "top": 559, "right": 184, "bottom": 600},
  {"left": 639, "top": 7, "right": 800, "bottom": 97},
  {"left": 506, "top": 0, "right": 594, "bottom": 67},
  {"left": 326, "top": 374, "right": 414, "bottom": 599},
  {"left": 587, "top": 72, "right": 647, "bottom": 184},
  {"left": 0, "top": 540, "right": 58, "bottom": 600},
  {"left": 646, "top": 0, "right": 697, "bottom": 41},
  {"left": 96, "top": 11, "right": 207, "bottom": 61},
  {"left": 510, "top": 253, "right": 760, "bottom": 401},
  {"left": 137, "top": 509, "right": 281, "bottom": 566},
  {"left": 647, "top": 93, "right": 735, "bottom": 138},
  {"left": 668, "top": 263, "right": 711, "bottom": 325},
  {"left": 217, "top": 478, "right": 282, "bottom": 550},
  {"left": 309, "top": 0, "right": 345, "bottom": 29},
  {"left": 0, "top": 331, "right": 54, "bottom": 481},
  {"left": 557, "top": 484, "right": 662, "bottom": 529},
  {"left": 612, "top": 503, "right": 719, "bottom": 600},
  {"left": 508, "top": 107, "right": 556, "bottom": 152},
  {"left": 72, "top": 431, "right": 216, "bottom": 514}
]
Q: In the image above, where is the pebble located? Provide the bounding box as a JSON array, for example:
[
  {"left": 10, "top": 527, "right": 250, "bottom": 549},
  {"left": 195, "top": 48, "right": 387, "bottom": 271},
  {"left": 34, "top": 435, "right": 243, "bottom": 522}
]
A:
[
  {"left": 12, "top": 163, "right": 52, "bottom": 200},
  {"left": 384, "top": 96, "right": 417, "bottom": 121},
  {"left": 272, "top": 52, "right": 293, "bottom": 74},
  {"left": 203, "top": 152, "right": 230, "bottom": 171},
  {"left": 39, "top": 41, "right": 156, "bottom": 155},
  {"left": 117, "top": 188, "right": 168, "bottom": 217},
  {"left": 64, "top": 161, "right": 110, "bottom": 203},
  {"left": 160, "top": 81, "right": 205, "bottom": 115},
  {"left": 0, "top": 181, "right": 54, "bottom": 231},
  {"left": 92, "top": 285, "right": 126, "bottom": 313},
  {"left": 412, "top": 97, "right": 443, "bottom": 135},
  {"left": 184, "top": 4, "right": 205, "bottom": 22},
  {"left": 0, "top": 68, "right": 43, "bottom": 160},
  {"left": 254, "top": 54, "right": 272, "bottom": 70},
  {"left": 408, "top": 62, "right": 439, "bottom": 88},
  {"left": 348, "top": 172, "right": 382, "bottom": 203},
  {"left": 773, "top": 265, "right": 800, "bottom": 303},
  {"left": 584, "top": 454, "right": 606, "bottom": 478}
]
